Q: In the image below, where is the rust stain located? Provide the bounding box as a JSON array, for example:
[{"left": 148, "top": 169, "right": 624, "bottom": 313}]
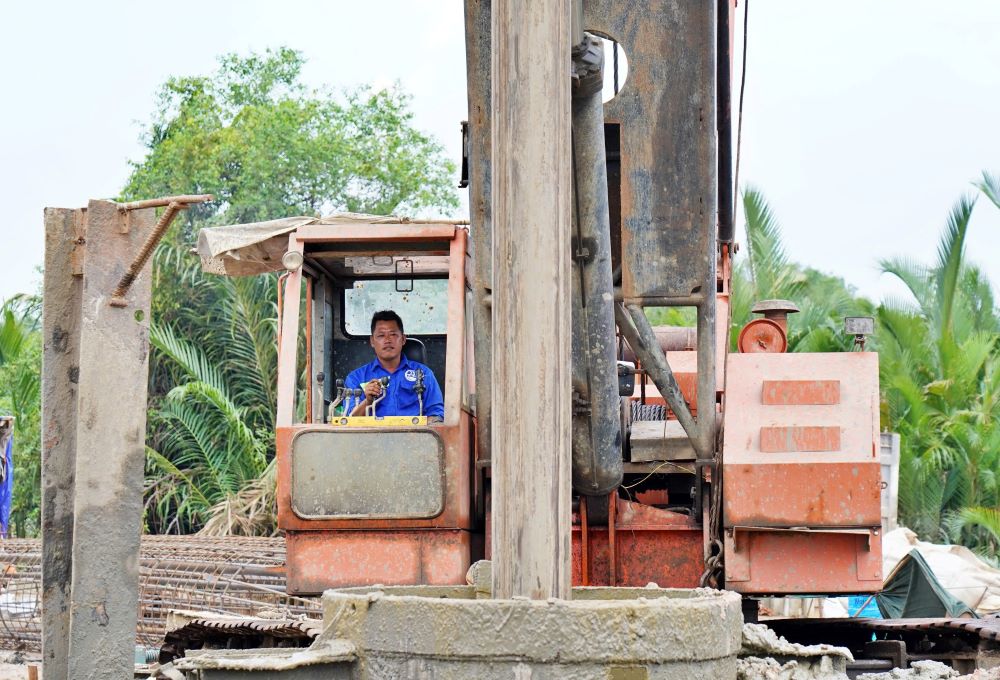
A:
[
  {"left": 759, "top": 426, "right": 840, "bottom": 453},
  {"left": 761, "top": 380, "right": 840, "bottom": 406}
]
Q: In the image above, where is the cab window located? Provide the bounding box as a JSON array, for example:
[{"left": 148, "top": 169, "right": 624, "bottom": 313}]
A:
[{"left": 344, "top": 279, "right": 448, "bottom": 336}]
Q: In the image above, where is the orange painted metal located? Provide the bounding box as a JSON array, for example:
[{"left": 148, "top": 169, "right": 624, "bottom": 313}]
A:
[
  {"left": 579, "top": 498, "right": 590, "bottom": 586},
  {"left": 762, "top": 380, "right": 840, "bottom": 406},
  {"left": 285, "top": 529, "right": 472, "bottom": 594},
  {"left": 304, "top": 276, "right": 313, "bottom": 423},
  {"left": 571, "top": 499, "right": 703, "bottom": 588},
  {"left": 759, "top": 426, "right": 841, "bottom": 453},
  {"left": 724, "top": 529, "right": 882, "bottom": 594},
  {"left": 723, "top": 351, "right": 881, "bottom": 594},
  {"left": 738, "top": 318, "right": 787, "bottom": 353},
  {"left": 725, "top": 462, "right": 882, "bottom": 527},
  {"left": 276, "top": 411, "right": 474, "bottom": 533}
]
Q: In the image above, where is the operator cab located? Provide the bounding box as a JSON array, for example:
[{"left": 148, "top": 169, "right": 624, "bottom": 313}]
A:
[{"left": 317, "top": 255, "right": 449, "bottom": 425}]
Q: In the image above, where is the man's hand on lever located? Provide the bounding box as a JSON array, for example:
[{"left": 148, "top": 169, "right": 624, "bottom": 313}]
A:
[{"left": 349, "top": 380, "right": 381, "bottom": 416}]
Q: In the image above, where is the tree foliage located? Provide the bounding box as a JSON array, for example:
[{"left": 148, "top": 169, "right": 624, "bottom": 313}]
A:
[
  {"left": 879, "top": 183, "right": 1000, "bottom": 556},
  {"left": 123, "top": 47, "right": 458, "bottom": 232}
]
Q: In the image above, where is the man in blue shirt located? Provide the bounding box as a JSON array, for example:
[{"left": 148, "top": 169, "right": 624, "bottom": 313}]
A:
[{"left": 345, "top": 310, "right": 444, "bottom": 421}]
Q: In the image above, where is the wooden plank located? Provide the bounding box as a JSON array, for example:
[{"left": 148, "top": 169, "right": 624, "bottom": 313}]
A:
[
  {"left": 41, "top": 207, "right": 87, "bottom": 680},
  {"left": 66, "top": 200, "right": 156, "bottom": 679},
  {"left": 490, "top": 0, "right": 572, "bottom": 600},
  {"left": 629, "top": 420, "right": 697, "bottom": 462}
]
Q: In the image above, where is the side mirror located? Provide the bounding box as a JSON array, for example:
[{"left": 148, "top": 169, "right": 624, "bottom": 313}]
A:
[{"left": 617, "top": 361, "right": 636, "bottom": 397}]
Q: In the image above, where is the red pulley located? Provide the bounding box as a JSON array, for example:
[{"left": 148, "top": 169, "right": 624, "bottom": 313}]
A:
[{"left": 737, "top": 318, "right": 787, "bottom": 353}]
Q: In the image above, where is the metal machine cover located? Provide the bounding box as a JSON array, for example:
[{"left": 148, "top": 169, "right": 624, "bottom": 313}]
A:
[{"left": 290, "top": 429, "right": 444, "bottom": 519}]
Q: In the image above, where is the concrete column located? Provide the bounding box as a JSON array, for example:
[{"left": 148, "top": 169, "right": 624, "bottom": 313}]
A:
[
  {"left": 41, "top": 207, "right": 87, "bottom": 680},
  {"left": 66, "top": 200, "right": 156, "bottom": 680},
  {"left": 490, "top": 0, "right": 573, "bottom": 600}
]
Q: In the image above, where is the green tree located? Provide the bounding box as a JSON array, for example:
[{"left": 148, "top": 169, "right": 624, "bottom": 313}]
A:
[
  {"left": 143, "top": 250, "right": 277, "bottom": 534},
  {"left": 127, "top": 48, "right": 459, "bottom": 534},
  {"left": 0, "top": 295, "right": 42, "bottom": 537},
  {"left": 878, "top": 186, "right": 1000, "bottom": 551}
]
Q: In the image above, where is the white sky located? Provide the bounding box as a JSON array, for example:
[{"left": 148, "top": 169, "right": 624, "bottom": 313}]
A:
[{"left": 1, "top": 1, "right": 998, "bottom": 305}]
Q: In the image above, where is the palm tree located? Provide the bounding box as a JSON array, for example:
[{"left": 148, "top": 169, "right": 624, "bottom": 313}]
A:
[
  {"left": 143, "top": 243, "right": 278, "bottom": 535},
  {"left": 879, "top": 187, "right": 1000, "bottom": 550}
]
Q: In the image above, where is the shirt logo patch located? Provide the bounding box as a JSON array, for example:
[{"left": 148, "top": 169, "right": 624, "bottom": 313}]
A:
[{"left": 404, "top": 369, "right": 417, "bottom": 382}]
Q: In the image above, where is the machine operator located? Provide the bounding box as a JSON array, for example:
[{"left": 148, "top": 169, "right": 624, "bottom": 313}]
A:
[{"left": 345, "top": 310, "right": 444, "bottom": 421}]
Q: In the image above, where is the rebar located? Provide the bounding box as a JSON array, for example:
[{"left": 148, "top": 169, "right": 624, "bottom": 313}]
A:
[
  {"left": 109, "top": 194, "right": 213, "bottom": 307},
  {"left": 0, "top": 537, "right": 322, "bottom": 652}
]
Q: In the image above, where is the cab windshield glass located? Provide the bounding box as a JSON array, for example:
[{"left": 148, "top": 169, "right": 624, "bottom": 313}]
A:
[{"left": 344, "top": 279, "right": 448, "bottom": 335}]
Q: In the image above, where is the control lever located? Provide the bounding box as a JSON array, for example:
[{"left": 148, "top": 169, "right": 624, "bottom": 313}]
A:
[
  {"left": 328, "top": 379, "right": 345, "bottom": 422},
  {"left": 344, "top": 388, "right": 364, "bottom": 416},
  {"left": 365, "top": 377, "right": 391, "bottom": 417},
  {"left": 413, "top": 369, "right": 426, "bottom": 417}
]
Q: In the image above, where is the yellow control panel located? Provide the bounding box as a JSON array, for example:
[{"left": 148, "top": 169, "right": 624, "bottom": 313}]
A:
[{"left": 328, "top": 415, "right": 427, "bottom": 427}]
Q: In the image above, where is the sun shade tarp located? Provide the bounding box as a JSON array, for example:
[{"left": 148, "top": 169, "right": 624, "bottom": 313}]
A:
[
  {"left": 876, "top": 549, "right": 977, "bottom": 619},
  {"left": 883, "top": 527, "right": 1000, "bottom": 615},
  {"left": 197, "top": 213, "right": 419, "bottom": 277}
]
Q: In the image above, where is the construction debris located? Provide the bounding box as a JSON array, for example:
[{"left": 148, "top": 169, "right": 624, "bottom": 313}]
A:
[
  {"left": 739, "top": 623, "right": 853, "bottom": 680},
  {"left": 856, "top": 660, "right": 959, "bottom": 679}
]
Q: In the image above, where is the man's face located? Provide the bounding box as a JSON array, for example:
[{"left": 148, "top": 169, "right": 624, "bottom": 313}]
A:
[{"left": 370, "top": 319, "right": 405, "bottom": 363}]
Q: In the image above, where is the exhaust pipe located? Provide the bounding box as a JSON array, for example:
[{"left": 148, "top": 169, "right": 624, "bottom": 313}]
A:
[{"left": 570, "top": 31, "right": 624, "bottom": 496}]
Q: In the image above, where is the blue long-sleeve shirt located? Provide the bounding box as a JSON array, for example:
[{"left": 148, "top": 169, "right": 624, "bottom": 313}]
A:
[
  {"left": 0, "top": 434, "right": 12, "bottom": 538},
  {"left": 345, "top": 355, "right": 444, "bottom": 419}
]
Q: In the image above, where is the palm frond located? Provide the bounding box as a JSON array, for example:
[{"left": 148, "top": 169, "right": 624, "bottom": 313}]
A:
[
  {"left": 976, "top": 170, "right": 1000, "bottom": 211},
  {"left": 934, "top": 194, "right": 976, "bottom": 340},
  {"left": 150, "top": 322, "right": 232, "bottom": 400}
]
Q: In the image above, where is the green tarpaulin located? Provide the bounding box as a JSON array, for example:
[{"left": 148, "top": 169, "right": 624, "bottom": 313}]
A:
[{"left": 877, "top": 549, "right": 977, "bottom": 619}]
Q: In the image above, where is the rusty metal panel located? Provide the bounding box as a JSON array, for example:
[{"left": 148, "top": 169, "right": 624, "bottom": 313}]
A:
[
  {"left": 285, "top": 530, "right": 471, "bottom": 594},
  {"left": 290, "top": 429, "right": 444, "bottom": 519},
  {"left": 276, "top": 413, "right": 474, "bottom": 532},
  {"left": 584, "top": 0, "right": 717, "bottom": 302},
  {"left": 759, "top": 426, "right": 841, "bottom": 453},
  {"left": 572, "top": 499, "right": 703, "bottom": 588},
  {"left": 723, "top": 352, "right": 881, "bottom": 594},
  {"left": 724, "top": 529, "right": 882, "bottom": 594},
  {"left": 762, "top": 380, "right": 840, "bottom": 405},
  {"left": 724, "top": 462, "right": 882, "bottom": 527},
  {"left": 572, "top": 527, "right": 703, "bottom": 589}
]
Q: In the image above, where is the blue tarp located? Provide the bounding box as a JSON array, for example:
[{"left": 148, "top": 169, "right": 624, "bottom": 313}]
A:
[{"left": 0, "top": 433, "right": 12, "bottom": 538}]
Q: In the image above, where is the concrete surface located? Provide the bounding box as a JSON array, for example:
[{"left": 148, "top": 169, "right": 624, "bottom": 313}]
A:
[{"left": 320, "top": 585, "right": 743, "bottom": 678}]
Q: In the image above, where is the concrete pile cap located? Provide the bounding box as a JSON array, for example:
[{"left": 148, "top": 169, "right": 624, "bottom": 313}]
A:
[{"left": 319, "top": 585, "right": 743, "bottom": 665}]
